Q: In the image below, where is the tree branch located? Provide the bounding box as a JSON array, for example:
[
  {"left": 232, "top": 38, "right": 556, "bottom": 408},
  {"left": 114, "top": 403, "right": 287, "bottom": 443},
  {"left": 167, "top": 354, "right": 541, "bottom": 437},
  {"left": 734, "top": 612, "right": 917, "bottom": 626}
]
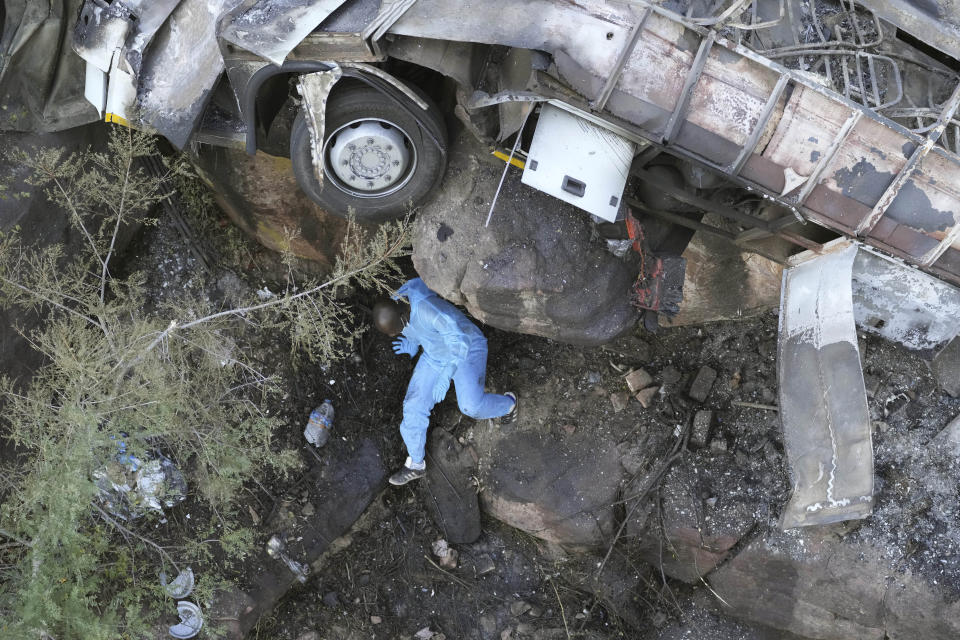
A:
[
  {"left": 92, "top": 503, "right": 178, "bottom": 572},
  {"left": 0, "top": 274, "right": 101, "bottom": 329},
  {"left": 100, "top": 130, "right": 134, "bottom": 304},
  {"left": 0, "top": 527, "right": 32, "bottom": 548}
]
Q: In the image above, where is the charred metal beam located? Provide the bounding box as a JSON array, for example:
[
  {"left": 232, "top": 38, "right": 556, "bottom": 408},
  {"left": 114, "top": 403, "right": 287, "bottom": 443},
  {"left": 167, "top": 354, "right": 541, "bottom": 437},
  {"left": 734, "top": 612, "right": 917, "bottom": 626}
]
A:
[
  {"left": 854, "top": 82, "right": 960, "bottom": 237},
  {"left": 662, "top": 32, "right": 715, "bottom": 145},
  {"left": 631, "top": 166, "right": 771, "bottom": 232},
  {"left": 591, "top": 7, "right": 653, "bottom": 112},
  {"left": 793, "top": 111, "right": 863, "bottom": 207},
  {"left": 728, "top": 75, "right": 790, "bottom": 176}
]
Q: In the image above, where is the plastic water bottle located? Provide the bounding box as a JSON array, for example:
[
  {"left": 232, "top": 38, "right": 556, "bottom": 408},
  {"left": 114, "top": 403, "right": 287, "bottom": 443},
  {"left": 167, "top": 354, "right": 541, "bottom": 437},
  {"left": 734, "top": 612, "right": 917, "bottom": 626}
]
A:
[{"left": 304, "top": 400, "right": 334, "bottom": 447}]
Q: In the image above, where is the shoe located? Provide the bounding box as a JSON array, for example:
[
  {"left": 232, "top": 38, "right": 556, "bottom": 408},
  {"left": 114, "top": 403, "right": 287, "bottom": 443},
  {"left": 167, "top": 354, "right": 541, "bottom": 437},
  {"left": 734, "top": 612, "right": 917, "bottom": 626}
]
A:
[
  {"left": 389, "top": 465, "right": 426, "bottom": 486},
  {"left": 500, "top": 392, "right": 518, "bottom": 425}
]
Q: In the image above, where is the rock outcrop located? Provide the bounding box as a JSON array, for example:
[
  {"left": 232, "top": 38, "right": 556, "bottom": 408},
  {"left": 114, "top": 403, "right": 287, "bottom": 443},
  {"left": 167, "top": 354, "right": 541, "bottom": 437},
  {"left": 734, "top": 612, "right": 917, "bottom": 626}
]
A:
[
  {"left": 412, "top": 134, "right": 639, "bottom": 346},
  {"left": 478, "top": 430, "right": 624, "bottom": 550}
]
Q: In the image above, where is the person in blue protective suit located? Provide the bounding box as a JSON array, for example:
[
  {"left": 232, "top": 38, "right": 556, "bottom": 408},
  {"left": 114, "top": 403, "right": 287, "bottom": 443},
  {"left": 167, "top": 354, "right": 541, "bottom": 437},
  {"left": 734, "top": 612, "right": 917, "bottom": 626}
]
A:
[{"left": 374, "top": 278, "right": 518, "bottom": 485}]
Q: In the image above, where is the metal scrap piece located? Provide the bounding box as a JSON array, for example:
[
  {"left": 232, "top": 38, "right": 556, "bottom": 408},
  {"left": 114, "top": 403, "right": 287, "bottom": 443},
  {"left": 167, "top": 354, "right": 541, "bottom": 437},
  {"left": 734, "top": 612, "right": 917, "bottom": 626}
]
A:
[
  {"left": 266, "top": 534, "right": 310, "bottom": 583},
  {"left": 220, "top": 0, "right": 349, "bottom": 66},
  {"left": 778, "top": 243, "right": 874, "bottom": 529},
  {"left": 297, "top": 66, "right": 343, "bottom": 187}
]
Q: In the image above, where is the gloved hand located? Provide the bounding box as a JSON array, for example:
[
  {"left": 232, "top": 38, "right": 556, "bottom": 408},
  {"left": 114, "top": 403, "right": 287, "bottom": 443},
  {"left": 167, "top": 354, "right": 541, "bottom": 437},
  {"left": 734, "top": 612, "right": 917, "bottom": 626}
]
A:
[
  {"left": 392, "top": 336, "right": 418, "bottom": 357},
  {"left": 432, "top": 377, "right": 451, "bottom": 403}
]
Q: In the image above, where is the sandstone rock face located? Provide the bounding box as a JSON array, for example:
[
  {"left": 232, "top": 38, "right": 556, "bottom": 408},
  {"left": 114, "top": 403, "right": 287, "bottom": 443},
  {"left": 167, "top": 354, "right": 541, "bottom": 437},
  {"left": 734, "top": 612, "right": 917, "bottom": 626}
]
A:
[
  {"left": 664, "top": 224, "right": 784, "bottom": 327},
  {"left": 704, "top": 528, "right": 960, "bottom": 640},
  {"left": 412, "top": 135, "right": 639, "bottom": 346},
  {"left": 189, "top": 145, "right": 349, "bottom": 269},
  {"left": 479, "top": 430, "right": 624, "bottom": 549}
]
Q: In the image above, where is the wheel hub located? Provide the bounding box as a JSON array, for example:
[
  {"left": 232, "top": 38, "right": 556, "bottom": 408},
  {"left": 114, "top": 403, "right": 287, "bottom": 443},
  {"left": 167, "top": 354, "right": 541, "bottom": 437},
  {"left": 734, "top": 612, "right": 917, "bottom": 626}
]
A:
[{"left": 327, "top": 120, "right": 411, "bottom": 194}]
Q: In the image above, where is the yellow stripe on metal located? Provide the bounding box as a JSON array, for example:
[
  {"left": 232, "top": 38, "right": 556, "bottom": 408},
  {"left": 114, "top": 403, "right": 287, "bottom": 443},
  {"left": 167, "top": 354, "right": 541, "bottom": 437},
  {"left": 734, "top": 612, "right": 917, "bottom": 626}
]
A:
[
  {"left": 492, "top": 150, "right": 525, "bottom": 169},
  {"left": 105, "top": 113, "right": 131, "bottom": 127}
]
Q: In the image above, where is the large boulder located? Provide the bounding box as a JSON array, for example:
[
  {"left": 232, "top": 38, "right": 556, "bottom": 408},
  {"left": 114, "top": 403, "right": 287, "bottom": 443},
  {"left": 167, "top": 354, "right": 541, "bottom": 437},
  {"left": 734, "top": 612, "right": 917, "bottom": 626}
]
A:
[
  {"left": 704, "top": 528, "right": 960, "bottom": 640},
  {"left": 478, "top": 430, "right": 624, "bottom": 550},
  {"left": 412, "top": 133, "right": 639, "bottom": 346},
  {"left": 664, "top": 220, "right": 784, "bottom": 327}
]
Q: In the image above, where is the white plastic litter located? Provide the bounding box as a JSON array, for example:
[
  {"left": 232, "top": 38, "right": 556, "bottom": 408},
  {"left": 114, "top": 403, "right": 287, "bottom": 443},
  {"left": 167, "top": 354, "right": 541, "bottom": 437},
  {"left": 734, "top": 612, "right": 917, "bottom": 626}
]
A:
[
  {"left": 161, "top": 567, "right": 194, "bottom": 599},
  {"left": 168, "top": 601, "right": 203, "bottom": 639}
]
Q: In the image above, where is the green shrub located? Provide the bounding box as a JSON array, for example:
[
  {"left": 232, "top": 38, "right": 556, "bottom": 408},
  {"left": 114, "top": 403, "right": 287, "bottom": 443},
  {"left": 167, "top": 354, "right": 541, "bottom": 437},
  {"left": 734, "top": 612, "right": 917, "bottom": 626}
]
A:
[{"left": 0, "top": 126, "right": 408, "bottom": 638}]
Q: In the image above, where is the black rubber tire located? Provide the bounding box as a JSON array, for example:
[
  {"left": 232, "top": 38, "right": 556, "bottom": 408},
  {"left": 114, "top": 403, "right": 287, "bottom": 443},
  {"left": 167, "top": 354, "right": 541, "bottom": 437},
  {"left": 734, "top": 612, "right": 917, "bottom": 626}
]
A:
[{"left": 290, "top": 83, "right": 448, "bottom": 223}]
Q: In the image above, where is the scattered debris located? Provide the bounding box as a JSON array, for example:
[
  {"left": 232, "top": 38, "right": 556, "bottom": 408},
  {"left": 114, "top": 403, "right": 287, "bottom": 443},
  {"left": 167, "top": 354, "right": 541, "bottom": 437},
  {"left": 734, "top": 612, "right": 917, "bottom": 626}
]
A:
[
  {"left": 474, "top": 554, "right": 496, "bottom": 576},
  {"left": 510, "top": 600, "right": 532, "bottom": 616},
  {"left": 691, "top": 410, "right": 714, "bottom": 449},
  {"left": 731, "top": 401, "right": 778, "bottom": 411},
  {"left": 609, "top": 391, "right": 630, "bottom": 413},
  {"left": 883, "top": 392, "right": 911, "bottom": 417},
  {"left": 710, "top": 438, "right": 728, "bottom": 453},
  {"left": 623, "top": 368, "right": 653, "bottom": 394},
  {"left": 371, "top": 615, "right": 382, "bottom": 624},
  {"left": 431, "top": 539, "right": 459, "bottom": 569},
  {"left": 415, "top": 627, "right": 445, "bottom": 640},
  {"left": 635, "top": 385, "right": 659, "bottom": 409},
  {"left": 161, "top": 567, "right": 194, "bottom": 599},
  {"left": 304, "top": 399, "right": 334, "bottom": 448},
  {"left": 93, "top": 446, "right": 187, "bottom": 521},
  {"left": 660, "top": 365, "right": 682, "bottom": 386},
  {"left": 168, "top": 601, "right": 203, "bottom": 639},
  {"left": 266, "top": 534, "right": 310, "bottom": 584},
  {"left": 688, "top": 365, "right": 717, "bottom": 403}
]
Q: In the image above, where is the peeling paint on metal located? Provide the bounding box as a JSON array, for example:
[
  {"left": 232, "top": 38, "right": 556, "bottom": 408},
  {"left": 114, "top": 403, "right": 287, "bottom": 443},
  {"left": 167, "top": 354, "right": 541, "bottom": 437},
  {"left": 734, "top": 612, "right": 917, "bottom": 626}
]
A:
[
  {"left": 833, "top": 158, "right": 894, "bottom": 206},
  {"left": 297, "top": 67, "right": 343, "bottom": 187}
]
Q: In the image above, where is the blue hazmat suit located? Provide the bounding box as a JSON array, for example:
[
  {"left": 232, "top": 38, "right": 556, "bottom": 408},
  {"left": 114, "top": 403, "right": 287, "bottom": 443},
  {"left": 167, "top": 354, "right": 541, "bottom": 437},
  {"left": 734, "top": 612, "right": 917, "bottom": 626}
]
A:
[{"left": 392, "top": 278, "right": 514, "bottom": 464}]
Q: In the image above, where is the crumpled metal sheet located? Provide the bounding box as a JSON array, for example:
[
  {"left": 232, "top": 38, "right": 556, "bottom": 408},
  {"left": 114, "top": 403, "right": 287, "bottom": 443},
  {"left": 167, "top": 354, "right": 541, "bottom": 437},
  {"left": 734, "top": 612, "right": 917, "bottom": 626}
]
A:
[
  {"left": 136, "top": 0, "right": 245, "bottom": 148},
  {"left": 296, "top": 66, "right": 343, "bottom": 186},
  {"left": 852, "top": 247, "right": 960, "bottom": 354},
  {"left": 778, "top": 244, "right": 874, "bottom": 529},
  {"left": 220, "top": 0, "right": 349, "bottom": 66},
  {"left": 0, "top": 0, "right": 99, "bottom": 132}
]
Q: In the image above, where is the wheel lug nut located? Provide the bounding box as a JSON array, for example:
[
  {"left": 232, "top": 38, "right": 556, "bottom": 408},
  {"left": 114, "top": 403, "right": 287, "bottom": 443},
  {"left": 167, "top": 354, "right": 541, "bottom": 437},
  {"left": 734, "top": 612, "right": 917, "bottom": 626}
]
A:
[
  {"left": 386, "top": 145, "right": 393, "bottom": 151},
  {"left": 367, "top": 139, "right": 374, "bottom": 145},
  {"left": 384, "top": 175, "right": 392, "bottom": 182},
  {"left": 392, "top": 160, "right": 400, "bottom": 166},
  {"left": 367, "top": 181, "right": 374, "bottom": 188},
  {"left": 347, "top": 144, "right": 356, "bottom": 151}
]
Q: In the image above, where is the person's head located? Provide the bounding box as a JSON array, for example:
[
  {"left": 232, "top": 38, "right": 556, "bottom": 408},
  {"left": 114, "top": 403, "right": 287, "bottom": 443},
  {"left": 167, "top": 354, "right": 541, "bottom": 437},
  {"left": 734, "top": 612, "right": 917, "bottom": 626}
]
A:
[{"left": 373, "top": 299, "right": 406, "bottom": 336}]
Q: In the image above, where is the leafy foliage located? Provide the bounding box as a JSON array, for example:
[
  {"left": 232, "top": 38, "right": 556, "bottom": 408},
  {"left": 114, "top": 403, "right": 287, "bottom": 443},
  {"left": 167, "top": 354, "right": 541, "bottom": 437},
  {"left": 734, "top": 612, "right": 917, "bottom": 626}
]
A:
[{"left": 0, "top": 126, "right": 409, "bottom": 638}]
